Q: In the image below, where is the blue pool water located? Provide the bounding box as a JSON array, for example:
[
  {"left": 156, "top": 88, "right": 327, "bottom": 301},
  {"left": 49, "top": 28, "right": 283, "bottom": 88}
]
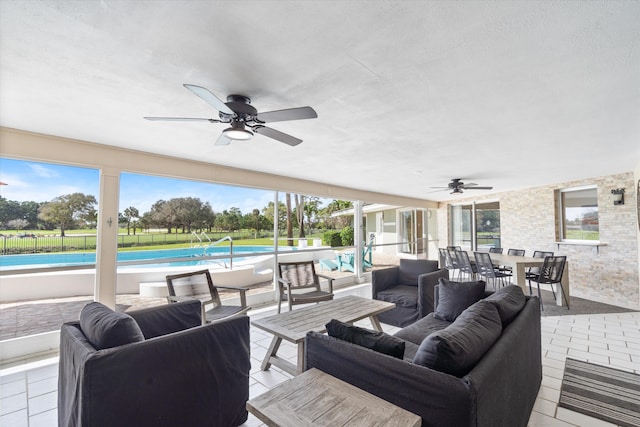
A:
[{"left": 0, "top": 246, "right": 286, "bottom": 269}]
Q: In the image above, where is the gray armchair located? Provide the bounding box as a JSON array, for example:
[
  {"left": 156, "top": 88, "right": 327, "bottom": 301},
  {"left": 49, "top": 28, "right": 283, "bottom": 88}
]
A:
[
  {"left": 372, "top": 259, "right": 448, "bottom": 327},
  {"left": 58, "top": 300, "right": 250, "bottom": 427}
]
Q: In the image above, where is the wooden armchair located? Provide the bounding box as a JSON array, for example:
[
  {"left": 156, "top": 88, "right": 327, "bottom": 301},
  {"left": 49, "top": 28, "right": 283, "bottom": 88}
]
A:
[
  {"left": 165, "top": 269, "right": 250, "bottom": 323},
  {"left": 277, "top": 261, "right": 334, "bottom": 313}
]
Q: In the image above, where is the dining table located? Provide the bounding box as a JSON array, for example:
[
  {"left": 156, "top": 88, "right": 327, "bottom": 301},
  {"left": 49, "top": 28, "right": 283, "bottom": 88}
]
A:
[{"left": 467, "top": 251, "right": 569, "bottom": 307}]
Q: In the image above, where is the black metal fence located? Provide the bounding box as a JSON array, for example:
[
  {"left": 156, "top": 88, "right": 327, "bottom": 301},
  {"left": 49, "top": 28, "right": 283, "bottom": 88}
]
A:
[{"left": 0, "top": 232, "right": 246, "bottom": 255}]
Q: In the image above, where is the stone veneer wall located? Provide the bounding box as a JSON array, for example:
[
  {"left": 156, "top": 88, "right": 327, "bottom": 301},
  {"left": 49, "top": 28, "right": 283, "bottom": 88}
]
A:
[{"left": 439, "top": 172, "right": 639, "bottom": 310}]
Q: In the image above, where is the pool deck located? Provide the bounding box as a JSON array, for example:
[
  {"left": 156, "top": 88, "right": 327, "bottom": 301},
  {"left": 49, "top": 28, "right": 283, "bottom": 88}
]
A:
[{"left": 0, "top": 261, "right": 389, "bottom": 341}]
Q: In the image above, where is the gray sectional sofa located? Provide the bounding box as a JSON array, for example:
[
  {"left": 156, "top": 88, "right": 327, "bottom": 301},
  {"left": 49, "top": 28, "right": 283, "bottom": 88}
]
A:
[{"left": 305, "top": 283, "right": 542, "bottom": 427}]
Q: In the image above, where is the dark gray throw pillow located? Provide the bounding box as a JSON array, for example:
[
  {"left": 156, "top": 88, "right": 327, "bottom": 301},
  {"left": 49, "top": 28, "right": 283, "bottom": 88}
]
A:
[
  {"left": 326, "top": 319, "right": 405, "bottom": 359},
  {"left": 434, "top": 278, "right": 486, "bottom": 322},
  {"left": 80, "top": 302, "right": 145, "bottom": 350},
  {"left": 412, "top": 300, "right": 502, "bottom": 377},
  {"left": 484, "top": 285, "right": 526, "bottom": 326}
]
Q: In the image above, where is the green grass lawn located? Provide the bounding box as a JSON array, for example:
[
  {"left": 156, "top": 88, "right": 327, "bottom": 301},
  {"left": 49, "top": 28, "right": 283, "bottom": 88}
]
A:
[{"left": 1, "top": 229, "right": 324, "bottom": 254}]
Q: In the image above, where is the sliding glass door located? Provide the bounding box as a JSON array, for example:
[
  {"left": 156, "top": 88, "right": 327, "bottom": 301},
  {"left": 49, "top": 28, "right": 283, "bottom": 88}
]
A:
[{"left": 450, "top": 202, "right": 500, "bottom": 250}]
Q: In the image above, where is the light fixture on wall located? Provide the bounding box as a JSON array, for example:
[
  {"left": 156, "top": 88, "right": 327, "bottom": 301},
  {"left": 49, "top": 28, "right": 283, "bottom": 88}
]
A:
[{"left": 611, "top": 188, "right": 625, "bottom": 205}]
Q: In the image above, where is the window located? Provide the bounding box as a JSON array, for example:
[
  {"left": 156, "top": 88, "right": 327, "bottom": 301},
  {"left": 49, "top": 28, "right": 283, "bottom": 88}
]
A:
[
  {"left": 450, "top": 202, "right": 501, "bottom": 251},
  {"left": 559, "top": 186, "right": 599, "bottom": 241}
]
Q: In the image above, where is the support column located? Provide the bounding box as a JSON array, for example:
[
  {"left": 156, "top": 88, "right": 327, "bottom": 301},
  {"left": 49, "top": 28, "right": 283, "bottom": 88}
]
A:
[
  {"left": 272, "top": 191, "right": 279, "bottom": 292},
  {"left": 471, "top": 201, "right": 477, "bottom": 251},
  {"left": 95, "top": 168, "right": 120, "bottom": 308},
  {"left": 354, "top": 200, "right": 364, "bottom": 282}
]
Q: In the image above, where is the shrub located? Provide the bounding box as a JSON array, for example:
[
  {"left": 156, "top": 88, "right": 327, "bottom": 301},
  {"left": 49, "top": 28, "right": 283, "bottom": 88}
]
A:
[
  {"left": 322, "top": 230, "right": 342, "bottom": 247},
  {"left": 340, "top": 226, "right": 354, "bottom": 246}
]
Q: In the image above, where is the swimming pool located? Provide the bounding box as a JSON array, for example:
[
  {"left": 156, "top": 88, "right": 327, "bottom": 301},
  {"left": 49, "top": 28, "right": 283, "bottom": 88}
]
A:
[{"left": 0, "top": 246, "right": 291, "bottom": 269}]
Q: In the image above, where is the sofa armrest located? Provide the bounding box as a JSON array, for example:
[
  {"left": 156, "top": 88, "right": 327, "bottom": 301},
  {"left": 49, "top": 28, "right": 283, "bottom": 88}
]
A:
[
  {"left": 304, "top": 332, "right": 474, "bottom": 426},
  {"left": 371, "top": 266, "right": 400, "bottom": 296},
  {"left": 129, "top": 299, "right": 202, "bottom": 339},
  {"left": 62, "top": 315, "right": 250, "bottom": 427},
  {"left": 417, "top": 269, "right": 449, "bottom": 318},
  {"left": 464, "top": 297, "right": 542, "bottom": 427}
]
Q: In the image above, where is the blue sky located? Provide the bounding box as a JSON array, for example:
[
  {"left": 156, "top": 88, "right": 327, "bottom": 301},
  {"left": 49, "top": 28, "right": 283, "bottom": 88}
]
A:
[{"left": 0, "top": 158, "right": 282, "bottom": 214}]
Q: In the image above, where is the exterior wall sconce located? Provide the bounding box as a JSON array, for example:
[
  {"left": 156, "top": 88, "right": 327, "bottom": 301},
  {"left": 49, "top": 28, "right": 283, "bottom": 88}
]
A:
[{"left": 611, "top": 188, "right": 625, "bottom": 205}]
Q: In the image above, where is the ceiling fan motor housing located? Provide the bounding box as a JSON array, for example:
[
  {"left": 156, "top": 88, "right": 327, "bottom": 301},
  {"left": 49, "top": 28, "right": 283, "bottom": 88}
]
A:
[{"left": 219, "top": 95, "right": 257, "bottom": 122}]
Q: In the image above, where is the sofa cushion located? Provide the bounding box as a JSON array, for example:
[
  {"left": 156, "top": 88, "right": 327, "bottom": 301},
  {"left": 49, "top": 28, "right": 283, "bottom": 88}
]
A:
[
  {"left": 376, "top": 285, "right": 418, "bottom": 308},
  {"left": 484, "top": 285, "right": 526, "bottom": 326},
  {"left": 434, "top": 279, "right": 486, "bottom": 322},
  {"left": 398, "top": 259, "right": 438, "bottom": 286},
  {"left": 80, "top": 302, "right": 145, "bottom": 350},
  {"left": 393, "top": 313, "right": 452, "bottom": 345},
  {"left": 326, "top": 319, "right": 405, "bottom": 359},
  {"left": 413, "top": 300, "right": 502, "bottom": 377}
]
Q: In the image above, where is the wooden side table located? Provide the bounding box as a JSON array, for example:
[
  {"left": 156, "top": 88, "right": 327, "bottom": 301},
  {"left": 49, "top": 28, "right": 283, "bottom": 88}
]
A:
[{"left": 247, "top": 368, "right": 421, "bottom": 426}]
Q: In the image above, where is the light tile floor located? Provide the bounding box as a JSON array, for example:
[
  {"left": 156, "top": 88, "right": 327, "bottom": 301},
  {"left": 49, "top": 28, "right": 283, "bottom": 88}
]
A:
[{"left": 1, "top": 299, "right": 638, "bottom": 427}]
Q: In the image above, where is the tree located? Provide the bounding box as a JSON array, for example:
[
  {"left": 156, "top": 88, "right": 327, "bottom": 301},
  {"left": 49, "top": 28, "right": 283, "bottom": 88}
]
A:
[
  {"left": 252, "top": 208, "right": 261, "bottom": 238},
  {"left": 37, "top": 193, "right": 97, "bottom": 236},
  {"left": 320, "top": 200, "right": 353, "bottom": 229},
  {"left": 304, "top": 196, "right": 321, "bottom": 235},
  {"left": 262, "top": 201, "right": 286, "bottom": 232},
  {"left": 20, "top": 201, "right": 41, "bottom": 229},
  {"left": 0, "top": 196, "right": 22, "bottom": 229},
  {"left": 7, "top": 218, "right": 28, "bottom": 230},
  {"left": 173, "top": 197, "right": 206, "bottom": 233},
  {"left": 294, "top": 194, "right": 305, "bottom": 238},
  {"left": 285, "top": 193, "right": 293, "bottom": 246},
  {"left": 122, "top": 206, "right": 139, "bottom": 235},
  {"left": 147, "top": 200, "right": 175, "bottom": 233}
]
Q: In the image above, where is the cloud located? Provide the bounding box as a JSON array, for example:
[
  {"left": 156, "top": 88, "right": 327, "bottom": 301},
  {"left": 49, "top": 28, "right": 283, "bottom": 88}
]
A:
[
  {"left": 0, "top": 172, "right": 29, "bottom": 189},
  {"left": 28, "top": 163, "right": 59, "bottom": 178}
]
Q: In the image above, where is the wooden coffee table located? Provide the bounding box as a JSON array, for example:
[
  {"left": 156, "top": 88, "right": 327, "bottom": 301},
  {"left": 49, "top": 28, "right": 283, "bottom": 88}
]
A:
[
  {"left": 247, "top": 368, "right": 421, "bottom": 426},
  {"left": 251, "top": 295, "right": 395, "bottom": 375}
]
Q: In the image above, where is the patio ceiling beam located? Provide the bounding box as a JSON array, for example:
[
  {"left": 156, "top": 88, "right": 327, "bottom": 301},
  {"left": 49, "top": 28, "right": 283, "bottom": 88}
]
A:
[{"left": 0, "top": 127, "right": 438, "bottom": 208}]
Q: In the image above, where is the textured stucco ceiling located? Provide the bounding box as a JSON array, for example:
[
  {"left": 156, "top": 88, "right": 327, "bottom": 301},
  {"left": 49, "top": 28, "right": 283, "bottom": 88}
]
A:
[{"left": 1, "top": 1, "right": 639, "bottom": 202}]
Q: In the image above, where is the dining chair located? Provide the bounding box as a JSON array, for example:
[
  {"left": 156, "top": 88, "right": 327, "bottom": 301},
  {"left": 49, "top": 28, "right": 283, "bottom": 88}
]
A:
[
  {"left": 456, "top": 250, "right": 477, "bottom": 281},
  {"left": 474, "top": 251, "right": 510, "bottom": 289},
  {"left": 529, "top": 256, "right": 568, "bottom": 310},
  {"left": 489, "top": 247, "right": 503, "bottom": 254},
  {"left": 447, "top": 248, "right": 462, "bottom": 280},
  {"left": 526, "top": 250, "right": 554, "bottom": 293},
  {"left": 499, "top": 248, "right": 526, "bottom": 277},
  {"left": 165, "top": 269, "right": 251, "bottom": 324},
  {"left": 438, "top": 248, "right": 448, "bottom": 270}
]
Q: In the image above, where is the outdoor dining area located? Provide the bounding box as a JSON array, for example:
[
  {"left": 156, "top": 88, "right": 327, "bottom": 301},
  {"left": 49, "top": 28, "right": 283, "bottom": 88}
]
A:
[{"left": 439, "top": 247, "right": 570, "bottom": 310}]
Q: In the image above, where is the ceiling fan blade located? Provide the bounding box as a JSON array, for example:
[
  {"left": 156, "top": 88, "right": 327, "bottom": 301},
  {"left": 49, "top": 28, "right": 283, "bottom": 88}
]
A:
[
  {"left": 464, "top": 186, "right": 493, "bottom": 190},
  {"left": 253, "top": 126, "right": 302, "bottom": 146},
  {"left": 256, "top": 106, "right": 317, "bottom": 123},
  {"left": 144, "top": 117, "right": 220, "bottom": 122},
  {"left": 183, "top": 84, "right": 235, "bottom": 116},
  {"left": 215, "top": 133, "right": 232, "bottom": 146}
]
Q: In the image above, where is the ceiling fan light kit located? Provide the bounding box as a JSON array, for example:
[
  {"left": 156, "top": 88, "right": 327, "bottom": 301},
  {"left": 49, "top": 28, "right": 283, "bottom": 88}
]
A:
[
  {"left": 144, "top": 84, "right": 317, "bottom": 146},
  {"left": 223, "top": 122, "right": 253, "bottom": 140}
]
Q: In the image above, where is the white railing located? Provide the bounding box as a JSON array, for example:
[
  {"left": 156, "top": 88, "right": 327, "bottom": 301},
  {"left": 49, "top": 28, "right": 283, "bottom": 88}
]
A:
[
  {"left": 204, "top": 236, "right": 234, "bottom": 269},
  {"left": 190, "top": 231, "right": 212, "bottom": 247}
]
